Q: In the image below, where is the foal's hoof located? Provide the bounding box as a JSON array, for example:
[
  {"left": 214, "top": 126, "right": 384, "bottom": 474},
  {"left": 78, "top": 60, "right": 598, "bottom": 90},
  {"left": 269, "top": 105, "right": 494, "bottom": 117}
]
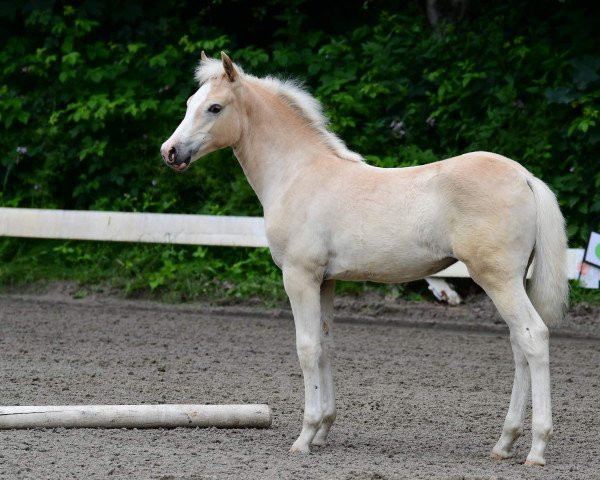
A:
[
  {"left": 311, "top": 432, "right": 329, "bottom": 447},
  {"left": 311, "top": 438, "right": 327, "bottom": 447},
  {"left": 289, "top": 444, "right": 310, "bottom": 455},
  {"left": 490, "top": 451, "right": 511, "bottom": 461},
  {"left": 524, "top": 458, "right": 546, "bottom": 467}
]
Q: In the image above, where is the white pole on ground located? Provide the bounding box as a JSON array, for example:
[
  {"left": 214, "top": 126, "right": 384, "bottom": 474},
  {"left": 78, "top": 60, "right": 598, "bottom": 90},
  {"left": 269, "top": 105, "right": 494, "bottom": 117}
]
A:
[{"left": 0, "top": 404, "right": 272, "bottom": 429}]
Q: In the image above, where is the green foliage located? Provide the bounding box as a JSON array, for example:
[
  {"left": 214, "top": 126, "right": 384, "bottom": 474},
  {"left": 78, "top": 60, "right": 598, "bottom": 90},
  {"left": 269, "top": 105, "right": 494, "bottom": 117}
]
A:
[
  {"left": 0, "top": 1, "right": 599, "bottom": 302},
  {"left": 0, "top": 238, "right": 285, "bottom": 303}
]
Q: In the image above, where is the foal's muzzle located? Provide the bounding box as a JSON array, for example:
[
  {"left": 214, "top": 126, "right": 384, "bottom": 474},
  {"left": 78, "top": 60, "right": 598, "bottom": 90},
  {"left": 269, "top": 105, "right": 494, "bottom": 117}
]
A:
[{"left": 162, "top": 145, "right": 191, "bottom": 172}]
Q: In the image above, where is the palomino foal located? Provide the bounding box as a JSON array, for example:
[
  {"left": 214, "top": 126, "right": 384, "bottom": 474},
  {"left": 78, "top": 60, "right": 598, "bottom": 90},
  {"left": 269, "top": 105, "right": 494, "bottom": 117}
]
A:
[{"left": 161, "top": 52, "right": 568, "bottom": 466}]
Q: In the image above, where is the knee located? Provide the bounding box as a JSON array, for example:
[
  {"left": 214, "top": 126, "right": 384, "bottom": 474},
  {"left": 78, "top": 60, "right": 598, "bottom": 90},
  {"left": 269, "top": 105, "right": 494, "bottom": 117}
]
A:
[{"left": 296, "top": 338, "right": 321, "bottom": 369}]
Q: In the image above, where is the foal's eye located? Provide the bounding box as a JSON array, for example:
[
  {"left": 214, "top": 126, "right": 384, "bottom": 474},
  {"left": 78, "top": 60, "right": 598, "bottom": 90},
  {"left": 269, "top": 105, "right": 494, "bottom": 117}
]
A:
[{"left": 208, "top": 104, "right": 223, "bottom": 114}]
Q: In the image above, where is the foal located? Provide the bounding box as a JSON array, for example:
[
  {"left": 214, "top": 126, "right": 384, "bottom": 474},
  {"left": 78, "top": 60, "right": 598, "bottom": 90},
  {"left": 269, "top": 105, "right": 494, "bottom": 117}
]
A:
[{"left": 161, "top": 52, "right": 568, "bottom": 466}]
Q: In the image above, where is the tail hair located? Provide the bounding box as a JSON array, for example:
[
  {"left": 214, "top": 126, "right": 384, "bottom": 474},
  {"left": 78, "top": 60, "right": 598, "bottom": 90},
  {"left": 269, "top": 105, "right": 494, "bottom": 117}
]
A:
[{"left": 526, "top": 176, "right": 569, "bottom": 326}]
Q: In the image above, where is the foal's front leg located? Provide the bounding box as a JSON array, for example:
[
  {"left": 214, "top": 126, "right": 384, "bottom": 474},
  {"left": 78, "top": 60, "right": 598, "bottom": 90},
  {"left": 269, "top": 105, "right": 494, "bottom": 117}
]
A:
[{"left": 283, "top": 266, "right": 324, "bottom": 454}]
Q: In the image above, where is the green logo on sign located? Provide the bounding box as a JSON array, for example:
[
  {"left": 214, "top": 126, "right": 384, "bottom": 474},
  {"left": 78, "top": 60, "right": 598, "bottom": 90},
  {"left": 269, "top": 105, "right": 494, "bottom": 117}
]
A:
[{"left": 596, "top": 242, "right": 600, "bottom": 260}]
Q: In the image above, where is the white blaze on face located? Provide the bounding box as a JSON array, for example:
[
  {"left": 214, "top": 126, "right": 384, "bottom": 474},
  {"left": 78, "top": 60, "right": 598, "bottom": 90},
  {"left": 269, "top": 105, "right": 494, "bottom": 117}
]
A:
[{"left": 161, "top": 82, "right": 212, "bottom": 153}]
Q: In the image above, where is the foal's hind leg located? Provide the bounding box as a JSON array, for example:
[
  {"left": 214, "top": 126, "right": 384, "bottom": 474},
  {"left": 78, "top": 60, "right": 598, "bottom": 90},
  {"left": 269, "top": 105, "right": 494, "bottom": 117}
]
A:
[
  {"left": 485, "top": 281, "right": 553, "bottom": 466},
  {"left": 312, "top": 279, "right": 337, "bottom": 446},
  {"left": 491, "top": 338, "right": 530, "bottom": 459}
]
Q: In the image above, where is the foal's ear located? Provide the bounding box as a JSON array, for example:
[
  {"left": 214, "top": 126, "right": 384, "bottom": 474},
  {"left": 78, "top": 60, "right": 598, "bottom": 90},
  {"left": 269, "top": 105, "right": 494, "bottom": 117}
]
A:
[
  {"left": 221, "top": 51, "right": 239, "bottom": 83},
  {"left": 200, "top": 51, "right": 209, "bottom": 62}
]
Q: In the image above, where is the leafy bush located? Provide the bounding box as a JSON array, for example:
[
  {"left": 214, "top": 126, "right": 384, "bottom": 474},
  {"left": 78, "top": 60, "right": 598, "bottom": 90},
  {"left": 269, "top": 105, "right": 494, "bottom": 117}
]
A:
[{"left": 0, "top": 1, "right": 598, "bottom": 300}]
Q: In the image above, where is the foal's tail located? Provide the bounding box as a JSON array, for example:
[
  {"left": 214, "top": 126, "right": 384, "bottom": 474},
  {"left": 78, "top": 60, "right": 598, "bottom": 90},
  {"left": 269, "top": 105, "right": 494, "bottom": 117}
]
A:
[{"left": 526, "top": 176, "right": 569, "bottom": 326}]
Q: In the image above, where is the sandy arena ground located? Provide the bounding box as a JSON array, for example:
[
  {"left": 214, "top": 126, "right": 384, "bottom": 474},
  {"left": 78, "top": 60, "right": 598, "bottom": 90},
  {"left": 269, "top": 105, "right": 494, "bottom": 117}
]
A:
[{"left": 0, "top": 289, "right": 599, "bottom": 479}]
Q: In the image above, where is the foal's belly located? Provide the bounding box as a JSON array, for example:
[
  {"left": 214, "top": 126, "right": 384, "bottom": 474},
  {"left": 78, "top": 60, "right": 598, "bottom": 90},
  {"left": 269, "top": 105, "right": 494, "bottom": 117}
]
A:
[{"left": 325, "top": 254, "right": 457, "bottom": 283}]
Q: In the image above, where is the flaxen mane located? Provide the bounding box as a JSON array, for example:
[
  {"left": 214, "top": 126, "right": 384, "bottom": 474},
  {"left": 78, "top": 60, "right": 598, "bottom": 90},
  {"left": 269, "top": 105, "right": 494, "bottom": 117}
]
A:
[{"left": 195, "top": 58, "right": 364, "bottom": 163}]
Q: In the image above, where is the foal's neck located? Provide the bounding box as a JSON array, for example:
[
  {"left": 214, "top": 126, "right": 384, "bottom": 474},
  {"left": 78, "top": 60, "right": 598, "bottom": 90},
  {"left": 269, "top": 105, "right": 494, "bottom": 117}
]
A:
[{"left": 232, "top": 83, "right": 331, "bottom": 208}]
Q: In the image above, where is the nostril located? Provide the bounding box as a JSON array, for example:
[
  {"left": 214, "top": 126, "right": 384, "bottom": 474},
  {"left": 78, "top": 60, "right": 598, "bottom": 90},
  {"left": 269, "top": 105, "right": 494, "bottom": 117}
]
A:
[{"left": 168, "top": 147, "right": 177, "bottom": 163}]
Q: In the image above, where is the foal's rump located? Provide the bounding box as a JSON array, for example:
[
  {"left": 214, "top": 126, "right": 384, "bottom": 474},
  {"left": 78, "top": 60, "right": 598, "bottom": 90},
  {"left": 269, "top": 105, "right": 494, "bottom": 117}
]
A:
[
  {"left": 440, "top": 152, "right": 567, "bottom": 325},
  {"left": 440, "top": 152, "right": 538, "bottom": 277}
]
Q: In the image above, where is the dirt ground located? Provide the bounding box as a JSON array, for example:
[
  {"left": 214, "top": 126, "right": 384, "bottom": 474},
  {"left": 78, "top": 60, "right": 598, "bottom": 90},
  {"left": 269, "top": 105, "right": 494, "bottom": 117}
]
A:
[{"left": 0, "top": 288, "right": 599, "bottom": 479}]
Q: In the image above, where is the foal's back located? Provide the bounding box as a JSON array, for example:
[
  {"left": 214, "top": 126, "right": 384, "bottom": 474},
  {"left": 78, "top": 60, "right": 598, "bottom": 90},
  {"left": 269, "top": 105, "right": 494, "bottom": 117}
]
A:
[{"left": 270, "top": 151, "right": 536, "bottom": 284}]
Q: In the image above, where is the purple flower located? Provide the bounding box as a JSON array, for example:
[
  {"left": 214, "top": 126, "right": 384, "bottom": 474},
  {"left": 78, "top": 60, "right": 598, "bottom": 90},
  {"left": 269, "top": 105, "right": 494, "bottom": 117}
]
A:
[
  {"left": 390, "top": 120, "right": 406, "bottom": 138},
  {"left": 16, "top": 146, "right": 28, "bottom": 155}
]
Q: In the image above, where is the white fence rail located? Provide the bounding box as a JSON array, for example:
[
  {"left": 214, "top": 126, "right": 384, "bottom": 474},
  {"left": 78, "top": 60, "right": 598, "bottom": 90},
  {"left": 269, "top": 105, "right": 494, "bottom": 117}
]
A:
[
  {"left": 1, "top": 208, "right": 598, "bottom": 296},
  {"left": 0, "top": 207, "right": 267, "bottom": 248}
]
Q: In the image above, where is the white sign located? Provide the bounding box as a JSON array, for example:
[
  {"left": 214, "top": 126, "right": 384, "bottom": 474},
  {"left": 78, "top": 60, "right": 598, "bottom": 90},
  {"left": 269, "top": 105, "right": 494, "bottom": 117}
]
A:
[{"left": 584, "top": 231, "right": 600, "bottom": 268}]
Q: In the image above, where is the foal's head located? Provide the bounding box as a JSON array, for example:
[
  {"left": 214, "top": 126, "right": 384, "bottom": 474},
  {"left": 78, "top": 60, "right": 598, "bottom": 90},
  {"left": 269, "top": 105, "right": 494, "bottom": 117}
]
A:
[{"left": 160, "top": 52, "right": 243, "bottom": 172}]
